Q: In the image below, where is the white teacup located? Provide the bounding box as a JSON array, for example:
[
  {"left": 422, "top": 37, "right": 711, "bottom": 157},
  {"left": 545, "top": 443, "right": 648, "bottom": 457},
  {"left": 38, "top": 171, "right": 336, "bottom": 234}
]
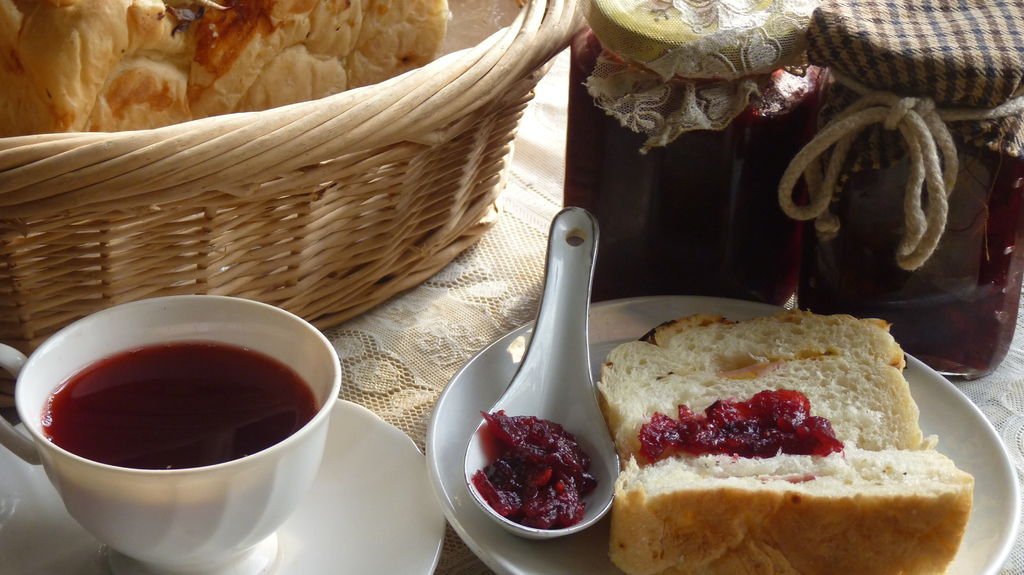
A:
[{"left": 0, "top": 295, "right": 341, "bottom": 575}]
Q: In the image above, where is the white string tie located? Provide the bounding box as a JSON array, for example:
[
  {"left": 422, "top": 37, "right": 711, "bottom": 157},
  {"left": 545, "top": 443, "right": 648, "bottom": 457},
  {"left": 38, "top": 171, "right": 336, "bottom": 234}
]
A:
[{"left": 778, "top": 73, "right": 1024, "bottom": 270}]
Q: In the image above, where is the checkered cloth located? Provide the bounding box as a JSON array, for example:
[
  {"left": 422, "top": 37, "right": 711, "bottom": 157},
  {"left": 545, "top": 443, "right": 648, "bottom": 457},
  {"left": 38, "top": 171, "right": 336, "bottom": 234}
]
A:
[{"left": 807, "top": 0, "right": 1024, "bottom": 164}]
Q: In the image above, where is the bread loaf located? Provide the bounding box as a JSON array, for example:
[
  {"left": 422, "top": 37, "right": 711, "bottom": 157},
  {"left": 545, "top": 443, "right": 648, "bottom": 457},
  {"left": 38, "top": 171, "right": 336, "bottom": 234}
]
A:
[
  {"left": 599, "top": 311, "right": 974, "bottom": 575},
  {"left": 0, "top": 0, "right": 448, "bottom": 136}
]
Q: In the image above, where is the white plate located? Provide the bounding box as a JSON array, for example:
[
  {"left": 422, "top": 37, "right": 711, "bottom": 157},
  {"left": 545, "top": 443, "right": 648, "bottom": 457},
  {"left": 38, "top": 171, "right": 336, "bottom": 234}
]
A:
[
  {"left": 427, "top": 295, "right": 1021, "bottom": 575},
  {"left": 0, "top": 400, "right": 445, "bottom": 575}
]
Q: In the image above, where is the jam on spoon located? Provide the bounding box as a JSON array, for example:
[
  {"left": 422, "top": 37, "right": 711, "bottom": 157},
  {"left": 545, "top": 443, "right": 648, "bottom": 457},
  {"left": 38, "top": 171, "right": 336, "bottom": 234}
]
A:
[
  {"left": 463, "top": 207, "right": 618, "bottom": 539},
  {"left": 471, "top": 410, "right": 597, "bottom": 529}
]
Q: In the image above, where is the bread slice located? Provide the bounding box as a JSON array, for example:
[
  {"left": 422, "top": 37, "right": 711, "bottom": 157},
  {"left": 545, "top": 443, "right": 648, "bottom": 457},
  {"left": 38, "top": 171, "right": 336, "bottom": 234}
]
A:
[
  {"left": 611, "top": 450, "right": 973, "bottom": 575},
  {"left": 599, "top": 311, "right": 925, "bottom": 460},
  {"left": 598, "top": 310, "right": 974, "bottom": 575}
]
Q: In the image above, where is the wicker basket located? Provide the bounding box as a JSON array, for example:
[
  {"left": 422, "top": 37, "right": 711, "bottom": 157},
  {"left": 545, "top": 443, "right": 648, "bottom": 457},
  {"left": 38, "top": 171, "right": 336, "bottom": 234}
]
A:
[{"left": 0, "top": 0, "right": 581, "bottom": 362}]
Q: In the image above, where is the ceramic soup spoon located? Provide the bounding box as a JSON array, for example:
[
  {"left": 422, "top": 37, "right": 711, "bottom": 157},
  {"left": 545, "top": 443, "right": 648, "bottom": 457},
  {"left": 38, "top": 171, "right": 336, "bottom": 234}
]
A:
[{"left": 463, "top": 206, "right": 619, "bottom": 539}]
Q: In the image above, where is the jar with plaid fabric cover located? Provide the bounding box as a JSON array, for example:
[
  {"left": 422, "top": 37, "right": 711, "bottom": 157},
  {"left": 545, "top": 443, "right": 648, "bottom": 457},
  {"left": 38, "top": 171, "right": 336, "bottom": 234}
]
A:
[
  {"left": 564, "top": 0, "right": 823, "bottom": 304},
  {"left": 779, "top": 0, "right": 1024, "bottom": 378}
]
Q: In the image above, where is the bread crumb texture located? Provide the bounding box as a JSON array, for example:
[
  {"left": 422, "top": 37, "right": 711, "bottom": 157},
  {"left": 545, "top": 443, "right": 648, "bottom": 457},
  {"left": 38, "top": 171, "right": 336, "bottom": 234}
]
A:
[{"left": 599, "top": 310, "right": 922, "bottom": 461}]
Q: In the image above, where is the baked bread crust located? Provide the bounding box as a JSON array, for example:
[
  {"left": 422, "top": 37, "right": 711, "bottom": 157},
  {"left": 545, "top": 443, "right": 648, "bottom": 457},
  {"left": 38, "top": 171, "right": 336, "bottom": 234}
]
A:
[
  {"left": 0, "top": 0, "right": 447, "bottom": 135},
  {"left": 612, "top": 475, "right": 973, "bottom": 575}
]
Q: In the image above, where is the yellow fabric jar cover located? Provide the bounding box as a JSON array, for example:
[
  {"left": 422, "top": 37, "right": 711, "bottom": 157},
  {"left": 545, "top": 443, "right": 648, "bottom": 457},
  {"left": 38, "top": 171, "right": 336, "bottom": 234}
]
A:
[{"left": 582, "top": 0, "right": 818, "bottom": 149}]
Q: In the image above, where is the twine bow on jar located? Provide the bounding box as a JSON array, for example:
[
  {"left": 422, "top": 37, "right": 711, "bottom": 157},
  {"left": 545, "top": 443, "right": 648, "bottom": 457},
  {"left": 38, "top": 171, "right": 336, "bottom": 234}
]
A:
[{"left": 778, "top": 72, "right": 1024, "bottom": 271}]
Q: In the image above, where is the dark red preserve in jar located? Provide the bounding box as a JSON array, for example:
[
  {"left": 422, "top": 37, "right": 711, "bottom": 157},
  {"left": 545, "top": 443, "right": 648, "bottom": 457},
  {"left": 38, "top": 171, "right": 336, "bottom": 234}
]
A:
[
  {"left": 780, "top": 1, "right": 1024, "bottom": 378},
  {"left": 564, "top": 1, "right": 822, "bottom": 304},
  {"left": 797, "top": 127, "right": 1024, "bottom": 378}
]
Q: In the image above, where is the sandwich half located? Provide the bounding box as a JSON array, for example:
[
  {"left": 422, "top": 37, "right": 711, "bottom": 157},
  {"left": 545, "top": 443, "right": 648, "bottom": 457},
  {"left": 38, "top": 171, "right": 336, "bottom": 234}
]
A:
[{"left": 598, "top": 311, "right": 973, "bottom": 575}]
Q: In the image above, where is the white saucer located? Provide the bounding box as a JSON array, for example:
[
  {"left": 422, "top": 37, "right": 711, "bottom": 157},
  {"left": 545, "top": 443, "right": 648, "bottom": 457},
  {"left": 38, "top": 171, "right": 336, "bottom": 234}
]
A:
[
  {"left": 427, "top": 295, "right": 1021, "bottom": 575},
  {"left": 0, "top": 400, "right": 445, "bottom": 575}
]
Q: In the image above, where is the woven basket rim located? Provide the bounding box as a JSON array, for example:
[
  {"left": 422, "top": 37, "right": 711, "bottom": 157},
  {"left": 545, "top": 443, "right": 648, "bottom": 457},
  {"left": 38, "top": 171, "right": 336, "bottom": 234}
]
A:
[{"left": 0, "top": 0, "right": 583, "bottom": 218}]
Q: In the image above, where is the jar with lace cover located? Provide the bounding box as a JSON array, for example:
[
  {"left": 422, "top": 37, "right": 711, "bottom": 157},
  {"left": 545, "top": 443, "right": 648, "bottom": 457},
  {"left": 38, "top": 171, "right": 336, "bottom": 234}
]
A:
[
  {"left": 564, "top": 0, "right": 822, "bottom": 304},
  {"left": 779, "top": 1, "right": 1024, "bottom": 378}
]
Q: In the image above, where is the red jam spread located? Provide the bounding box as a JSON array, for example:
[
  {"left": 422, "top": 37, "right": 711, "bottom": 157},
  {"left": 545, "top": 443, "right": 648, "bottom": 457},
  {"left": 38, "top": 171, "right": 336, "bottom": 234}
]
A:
[
  {"left": 471, "top": 410, "right": 597, "bottom": 529},
  {"left": 638, "top": 389, "right": 843, "bottom": 462}
]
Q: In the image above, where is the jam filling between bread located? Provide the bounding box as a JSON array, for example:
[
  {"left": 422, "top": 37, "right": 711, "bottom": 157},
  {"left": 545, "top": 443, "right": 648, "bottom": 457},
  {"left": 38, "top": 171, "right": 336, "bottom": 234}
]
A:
[
  {"left": 471, "top": 410, "right": 597, "bottom": 529},
  {"left": 638, "top": 389, "right": 843, "bottom": 462}
]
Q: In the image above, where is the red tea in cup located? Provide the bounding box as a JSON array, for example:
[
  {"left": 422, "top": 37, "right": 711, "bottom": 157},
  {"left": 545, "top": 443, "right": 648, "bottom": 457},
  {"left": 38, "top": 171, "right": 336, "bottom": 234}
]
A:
[{"left": 41, "top": 341, "right": 318, "bottom": 470}]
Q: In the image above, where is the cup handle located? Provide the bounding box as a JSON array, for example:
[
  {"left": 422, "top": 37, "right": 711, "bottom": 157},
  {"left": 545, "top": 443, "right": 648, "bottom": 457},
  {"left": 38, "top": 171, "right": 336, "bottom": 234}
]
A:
[{"left": 0, "top": 344, "right": 42, "bottom": 465}]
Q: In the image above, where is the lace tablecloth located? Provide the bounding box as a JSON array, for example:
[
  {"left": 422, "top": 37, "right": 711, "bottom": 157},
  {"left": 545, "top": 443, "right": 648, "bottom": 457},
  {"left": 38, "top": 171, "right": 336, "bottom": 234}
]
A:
[{"left": 325, "top": 50, "right": 1024, "bottom": 575}]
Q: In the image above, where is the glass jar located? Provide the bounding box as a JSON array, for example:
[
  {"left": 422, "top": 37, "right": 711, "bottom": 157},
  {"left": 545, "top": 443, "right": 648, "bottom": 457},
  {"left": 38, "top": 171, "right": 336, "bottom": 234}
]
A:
[
  {"left": 564, "top": 14, "right": 821, "bottom": 304},
  {"left": 783, "top": 1, "right": 1024, "bottom": 379},
  {"left": 798, "top": 138, "right": 1024, "bottom": 379}
]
